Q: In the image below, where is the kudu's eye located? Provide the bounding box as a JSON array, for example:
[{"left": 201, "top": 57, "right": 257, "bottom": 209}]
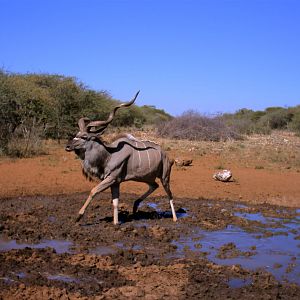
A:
[{"left": 75, "top": 133, "right": 88, "bottom": 140}]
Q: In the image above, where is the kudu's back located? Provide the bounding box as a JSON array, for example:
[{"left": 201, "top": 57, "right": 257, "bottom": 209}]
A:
[{"left": 109, "top": 135, "right": 174, "bottom": 185}]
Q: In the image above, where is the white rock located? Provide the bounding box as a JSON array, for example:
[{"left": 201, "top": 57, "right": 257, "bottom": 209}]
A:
[{"left": 213, "top": 170, "right": 232, "bottom": 182}]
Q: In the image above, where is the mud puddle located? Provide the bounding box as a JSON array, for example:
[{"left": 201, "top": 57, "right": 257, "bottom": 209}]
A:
[
  {"left": 143, "top": 201, "right": 188, "bottom": 219},
  {"left": 173, "top": 207, "right": 300, "bottom": 284},
  {"left": 46, "top": 273, "right": 80, "bottom": 283},
  {"left": 228, "top": 277, "right": 253, "bottom": 288},
  {"left": 0, "top": 236, "right": 73, "bottom": 254}
]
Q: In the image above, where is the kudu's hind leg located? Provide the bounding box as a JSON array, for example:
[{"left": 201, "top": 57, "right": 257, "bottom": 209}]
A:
[
  {"left": 111, "top": 184, "right": 120, "bottom": 225},
  {"left": 133, "top": 182, "right": 159, "bottom": 214},
  {"left": 76, "top": 176, "right": 115, "bottom": 222},
  {"left": 161, "top": 181, "right": 177, "bottom": 222}
]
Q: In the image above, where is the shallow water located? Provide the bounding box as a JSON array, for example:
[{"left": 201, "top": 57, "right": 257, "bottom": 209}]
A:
[
  {"left": 173, "top": 209, "right": 300, "bottom": 284},
  {"left": 89, "top": 245, "right": 118, "bottom": 255},
  {"left": 234, "top": 211, "right": 276, "bottom": 223},
  {"left": 17, "top": 272, "right": 26, "bottom": 279},
  {"left": 48, "top": 216, "right": 56, "bottom": 223},
  {"left": 0, "top": 236, "right": 73, "bottom": 254},
  {"left": 47, "top": 274, "right": 79, "bottom": 283},
  {"left": 234, "top": 209, "right": 300, "bottom": 233},
  {"left": 228, "top": 277, "right": 252, "bottom": 288},
  {"left": 147, "top": 202, "right": 159, "bottom": 211},
  {"left": 143, "top": 202, "right": 188, "bottom": 219}
]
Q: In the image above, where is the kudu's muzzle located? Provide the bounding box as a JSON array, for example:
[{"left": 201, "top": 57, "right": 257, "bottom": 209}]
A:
[
  {"left": 65, "top": 140, "right": 75, "bottom": 152},
  {"left": 65, "top": 145, "right": 73, "bottom": 152}
]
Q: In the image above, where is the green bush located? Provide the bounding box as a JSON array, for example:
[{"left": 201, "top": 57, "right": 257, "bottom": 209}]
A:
[
  {"left": 140, "top": 105, "right": 172, "bottom": 124},
  {"left": 289, "top": 110, "right": 300, "bottom": 135},
  {"left": 223, "top": 106, "right": 298, "bottom": 135},
  {"left": 0, "top": 69, "right": 172, "bottom": 156},
  {"left": 259, "top": 108, "right": 293, "bottom": 130}
]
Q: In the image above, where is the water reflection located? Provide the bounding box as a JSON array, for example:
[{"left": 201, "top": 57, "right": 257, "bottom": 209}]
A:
[
  {"left": 173, "top": 209, "right": 300, "bottom": 284},
  {"left": 0, "top": 236, "right": 73, "bottom": 254}
]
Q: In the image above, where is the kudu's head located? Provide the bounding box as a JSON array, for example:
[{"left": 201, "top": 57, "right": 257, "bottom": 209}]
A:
[{"left": 65, "top": 91, "right": 140, "bottom": 154}]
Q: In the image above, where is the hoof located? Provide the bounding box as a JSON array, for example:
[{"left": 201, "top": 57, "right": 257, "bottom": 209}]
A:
[{"left": 75, "top": 214, "right": 83, "bottom": 222}]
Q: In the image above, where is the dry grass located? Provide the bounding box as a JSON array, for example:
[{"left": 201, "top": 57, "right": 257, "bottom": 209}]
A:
[{"left": 2, "top": 129, "right": 299, "bottom": 172}]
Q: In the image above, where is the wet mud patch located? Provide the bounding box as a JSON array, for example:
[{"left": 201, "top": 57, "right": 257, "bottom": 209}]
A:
[
  {"left": 0, "top": 248, "right": 133, "bottom": 298},
  {"left": 0, "top": 193, "right": 299, "bottom": 299},
  {"left": 0, "top": 236, "right": 73, "bottom": 254},
  {"left": 173, "top": 201, "right": 300, "bottom": 285}
]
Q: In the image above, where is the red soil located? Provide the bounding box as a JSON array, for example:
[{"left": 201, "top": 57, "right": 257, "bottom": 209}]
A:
[{"left": 1, "top": 141, "right": 299, "bottom": 208}]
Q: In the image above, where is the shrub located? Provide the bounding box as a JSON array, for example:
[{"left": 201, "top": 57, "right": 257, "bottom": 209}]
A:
[
  {"left": 156, "top": 111, "right": 241, "bottom": 141},
  {"left": 222, "top": 106, "right": 296, "bottom": 135},
  {"left": 140, "top": 105, "right": 172, "bottom": 124},
  {"left": 289, "top": 110, "right": 300, "bottom": 135},
  {"left": 5, "top": 125, "right": 46, "bottom": 157},
  {"left": 260, "top": 108, "right": 293, "bottom": 130}
]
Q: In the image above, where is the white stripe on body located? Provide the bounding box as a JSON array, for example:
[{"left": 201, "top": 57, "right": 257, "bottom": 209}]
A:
[
  {"left": 136, "top": 142, "right": 142, "bottom": 169},
  {"left": 132, "top": 143, "right": 135, "bottom": 173},
  {"left": 142, "top": 142, "right": 151, "bottom": 172},
  {"left": 130, "top": 138, "right": 159, "bottom": 174}
]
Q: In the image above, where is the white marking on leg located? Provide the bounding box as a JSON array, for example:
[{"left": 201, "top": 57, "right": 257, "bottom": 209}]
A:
[
  {"left": 170, "top": 199, "right": 177, "bottom": 222},
  {"left": 113, "top": 198, "right": 119, "bottom": 225}
]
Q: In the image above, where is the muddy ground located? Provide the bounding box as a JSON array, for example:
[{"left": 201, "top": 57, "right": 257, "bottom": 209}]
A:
[
  {"left": 0, "top": 192, "right": 299, "bottom": 299},
  {"left": 0, "top": 132, "right": 300, "bottom": 299}
]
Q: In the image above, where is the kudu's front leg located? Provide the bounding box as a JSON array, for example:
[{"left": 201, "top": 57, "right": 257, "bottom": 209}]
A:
[{"left": 76, "top": 176, "right": 115, "bottom": 222}]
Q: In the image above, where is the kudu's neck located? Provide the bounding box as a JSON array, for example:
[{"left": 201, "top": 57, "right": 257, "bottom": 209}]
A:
[
  {"left": 85, "top": 139, "right": 111, "bottom": 165},
  {"left": 79, "top": 139, "right": 111, "bottom": 181}
]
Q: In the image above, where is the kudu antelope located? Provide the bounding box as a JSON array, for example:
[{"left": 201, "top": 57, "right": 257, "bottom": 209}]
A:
[{"left": 65, "top": 91, "right": 177, "bottom": 224}]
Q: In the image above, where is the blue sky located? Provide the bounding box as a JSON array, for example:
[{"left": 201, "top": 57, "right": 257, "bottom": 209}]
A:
[{"left": 1, "top": 0, "right": 299, "bottom": 116}]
